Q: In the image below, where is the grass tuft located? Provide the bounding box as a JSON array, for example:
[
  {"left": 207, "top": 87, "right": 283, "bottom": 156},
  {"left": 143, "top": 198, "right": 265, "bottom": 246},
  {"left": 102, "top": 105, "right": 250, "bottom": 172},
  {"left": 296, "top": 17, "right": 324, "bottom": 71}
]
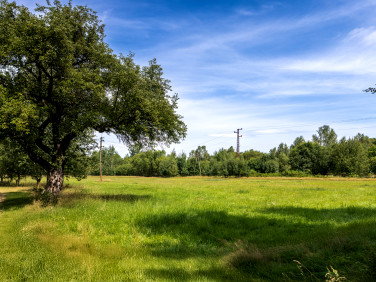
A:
[{"left": 225, "top": 241, "right": 266, "bottom": 270}]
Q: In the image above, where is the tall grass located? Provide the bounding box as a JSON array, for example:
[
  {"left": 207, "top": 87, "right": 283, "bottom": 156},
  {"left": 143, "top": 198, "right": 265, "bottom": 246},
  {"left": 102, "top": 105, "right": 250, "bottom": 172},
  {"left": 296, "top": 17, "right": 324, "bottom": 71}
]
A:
[{"left": 0, "top": 176, "right": 375, "bottom": 281}]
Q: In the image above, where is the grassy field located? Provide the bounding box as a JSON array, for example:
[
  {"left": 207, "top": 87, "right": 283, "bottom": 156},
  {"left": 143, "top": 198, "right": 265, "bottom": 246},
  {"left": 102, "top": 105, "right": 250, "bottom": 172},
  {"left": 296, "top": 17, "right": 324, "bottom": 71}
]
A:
[{"left": 0, "top": 176, "right": 375, "bottom": 281}]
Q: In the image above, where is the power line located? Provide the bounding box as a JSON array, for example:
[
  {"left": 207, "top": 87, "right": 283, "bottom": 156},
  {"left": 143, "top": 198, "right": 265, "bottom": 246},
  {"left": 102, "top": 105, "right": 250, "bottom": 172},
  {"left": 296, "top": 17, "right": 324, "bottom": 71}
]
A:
[{"left": 184, "top": 135, "right": 229, "bottom": 153}]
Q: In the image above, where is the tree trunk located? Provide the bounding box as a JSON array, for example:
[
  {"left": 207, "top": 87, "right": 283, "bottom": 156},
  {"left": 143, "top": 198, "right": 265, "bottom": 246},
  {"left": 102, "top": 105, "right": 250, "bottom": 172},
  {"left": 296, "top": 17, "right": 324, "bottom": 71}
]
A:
[
  {"left": 16, "top": 174, "right": 21, "bottom": 186},
  {"left": 36, "top": 176, "right": 41, "bottom": 188},
  {"left": 46, "top": 167, "right": 64, "bottom": 193}
]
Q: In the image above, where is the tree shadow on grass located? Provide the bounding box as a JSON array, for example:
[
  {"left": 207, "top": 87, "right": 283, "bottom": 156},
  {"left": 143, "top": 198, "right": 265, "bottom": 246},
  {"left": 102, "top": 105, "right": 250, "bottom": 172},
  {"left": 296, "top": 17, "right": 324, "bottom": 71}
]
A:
[
  {"left": 145, "top": 266, "right": 241, "bottom": 281},
  {"left": 259, "top": 206, "right": 376, "bottom": 224},
  {"left": 135, "top": 208, "right": 376, "bottom": 281},
  {"left": 136, "top": 210, "right": 314, "bottom": 258},
  {"left": 0, "top": 181, "right": 37, "bottom": 187},
  {"left": 59, "top": 192, "right": 151, "bottom": 206},
  {"left": 0, "top": 191, "right": 33, "bottom": 211},
  {"left": 0, "top": 189, "right": 151, "bottom": 210}
]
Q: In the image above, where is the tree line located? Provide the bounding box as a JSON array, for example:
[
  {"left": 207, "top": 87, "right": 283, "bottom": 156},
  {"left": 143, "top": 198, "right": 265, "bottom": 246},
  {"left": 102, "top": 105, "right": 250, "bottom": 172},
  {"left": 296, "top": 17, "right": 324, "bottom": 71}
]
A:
[
  {"left": 89, "top": 125, "right": 376, "bottom": 178},
  {"left": 1, "top": 125, "right": 375, "bottom": 184}
]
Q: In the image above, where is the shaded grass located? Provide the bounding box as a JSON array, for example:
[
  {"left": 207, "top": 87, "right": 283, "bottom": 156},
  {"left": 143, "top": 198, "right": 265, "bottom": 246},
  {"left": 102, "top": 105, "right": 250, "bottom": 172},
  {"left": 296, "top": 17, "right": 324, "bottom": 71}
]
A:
[
  {"left": 0, "top": 176, "right": 376, "bottom": 281},
  {"left": 0, "top": 188, "right": 33, "bottom": 211},
  {"left": 59, "top": 191, "right": 152, "bottom": 207}
]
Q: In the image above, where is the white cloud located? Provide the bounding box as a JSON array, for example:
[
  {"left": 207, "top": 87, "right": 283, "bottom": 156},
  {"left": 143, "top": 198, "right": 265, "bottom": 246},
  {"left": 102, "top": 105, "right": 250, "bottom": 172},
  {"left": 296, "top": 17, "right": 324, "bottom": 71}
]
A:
[
  {"left": 284, "top": 26, "right": 376, "bottom": 74},
  {"left": 209, "top": 133, "right": 235, "bottom": 138},
  {"left": 254, "top": 129, "right": 287, "bottom": 134}
]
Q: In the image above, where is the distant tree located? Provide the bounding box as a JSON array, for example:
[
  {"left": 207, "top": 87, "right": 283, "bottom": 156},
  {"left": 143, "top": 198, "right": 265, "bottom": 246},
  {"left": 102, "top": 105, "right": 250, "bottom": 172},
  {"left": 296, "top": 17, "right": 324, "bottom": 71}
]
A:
[
  {"left": 91, "top": 146, "right": 124, "bottom": 176},
  {"left": 354, "top": 133, "right": 373, "bottom": 150},
  {"left": 103, "top": 146, "right": 124, "bottom": 176},
  {"left": 0, "top": 142, "right": 6, "bottom": 182},
  {"left": 0, "top": 139, "right": 29, "bottom": 184},
  {"left": 129, "top": 150, "right": 166, "bottom": 176},
  {"left": 227, "top": 146, "right": 235, "bottom": 154},
  {"left": 291, "top": 136, "right": 305, "bottom": 149},
  {"left": 176, "top": 153, "right": 189, "bottom": 176},
  {"left": 277, "top": 153, "right": 290, "bottom": 173},
  {"left": 277, "top": 143, "right": 290, "bottom": 156},
  {"left": 128, "top": 143, "right": 143, "bottom": 157},
  {"left": 329, "top": 137, "right": 370, "bottom": 176},
  {"left": 115, "top": 158, "right": 132, "bottom": 176},
  {"left": 242, "top": 149, "right": 264, "bottom": 160},
  {"left": 0, "top": 1, "right": 186, "bottom": 193},
  {"left": 158, "top": 156, "right": 178, "bottom": 177},
  {"left": 237, "top": 157, "right": 250, "bottom": 176},
  {"left": 269, "top": 147, "right": 277, "bottom": 159},
  {"left": 189, "top": 146, "right": 210, "bottom": 176},
  {"left": 258, "top": 155, "right": 279, "bottom": 173},
  {"left": 263, "top": 143, "right": 290, "bottom": 174},
  {"left": 289, "top": 141, "right": 323, "bottom": 174},
  {"left": 312, "top": 125, "right": 337, "bottom": 147}
]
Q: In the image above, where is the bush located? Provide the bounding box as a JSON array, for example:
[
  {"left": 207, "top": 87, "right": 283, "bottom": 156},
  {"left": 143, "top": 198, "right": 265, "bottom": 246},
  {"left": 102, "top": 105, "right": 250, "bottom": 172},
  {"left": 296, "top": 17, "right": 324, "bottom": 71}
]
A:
[{"left": 33, "top": 187, "right": 59, "bottom": 207}]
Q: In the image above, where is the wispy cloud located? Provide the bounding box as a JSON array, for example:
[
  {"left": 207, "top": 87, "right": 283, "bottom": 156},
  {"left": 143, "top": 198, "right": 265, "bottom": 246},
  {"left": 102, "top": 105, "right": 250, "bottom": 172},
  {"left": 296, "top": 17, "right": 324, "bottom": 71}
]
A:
[{"left": 284, "top": 27, "right": 376, "bottom": 74}]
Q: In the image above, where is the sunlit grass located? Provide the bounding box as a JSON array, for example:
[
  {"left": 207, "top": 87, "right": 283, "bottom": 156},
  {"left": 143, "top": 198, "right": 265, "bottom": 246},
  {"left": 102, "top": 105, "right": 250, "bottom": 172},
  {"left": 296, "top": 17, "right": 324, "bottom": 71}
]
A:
[{"left": 1, "top": 176, "right": 375, "bottom": 281}]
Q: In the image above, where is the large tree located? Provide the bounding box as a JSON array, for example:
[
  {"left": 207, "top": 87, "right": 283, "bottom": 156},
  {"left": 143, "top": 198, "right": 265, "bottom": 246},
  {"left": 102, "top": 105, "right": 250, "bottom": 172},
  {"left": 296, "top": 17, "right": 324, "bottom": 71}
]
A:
[{"left": 0, "top": 0, "right": 186, "bottom": 193}]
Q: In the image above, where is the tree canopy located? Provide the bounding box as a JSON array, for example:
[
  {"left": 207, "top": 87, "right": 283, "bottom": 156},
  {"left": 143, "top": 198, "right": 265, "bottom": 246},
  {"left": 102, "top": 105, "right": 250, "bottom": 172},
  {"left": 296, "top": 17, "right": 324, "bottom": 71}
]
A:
[{"left": 0, "top": 0, "right": 186, "bottom": 192}]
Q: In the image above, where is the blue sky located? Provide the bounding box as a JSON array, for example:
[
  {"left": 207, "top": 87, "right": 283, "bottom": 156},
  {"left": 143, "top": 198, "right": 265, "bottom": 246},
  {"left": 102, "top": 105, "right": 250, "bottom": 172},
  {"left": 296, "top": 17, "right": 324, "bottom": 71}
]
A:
[{"left": 19, "top": 0, "right": 376, "bottom": 156}]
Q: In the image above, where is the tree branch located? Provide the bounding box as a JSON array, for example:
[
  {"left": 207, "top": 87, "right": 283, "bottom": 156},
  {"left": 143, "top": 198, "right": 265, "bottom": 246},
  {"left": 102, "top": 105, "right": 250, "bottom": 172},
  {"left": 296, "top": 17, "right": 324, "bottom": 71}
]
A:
[
  {"left": 35, "top": 117, "right": 52, "bottom": 154},
  {"left": 15, "top": 137, "right": 51, "bottom": 171},
  {"left": 60, "top": 132, "right": 77, "bottom": 153}
]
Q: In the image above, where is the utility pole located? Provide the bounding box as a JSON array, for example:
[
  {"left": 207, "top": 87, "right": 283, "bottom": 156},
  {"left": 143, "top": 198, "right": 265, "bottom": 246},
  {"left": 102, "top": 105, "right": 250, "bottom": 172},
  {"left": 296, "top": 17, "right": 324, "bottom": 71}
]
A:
[
  {"left": 99, "top": 136, "right": 104, "bottom": 182},
  {"left": 234, "top": 128, "right": 243, "bottom": 155}
]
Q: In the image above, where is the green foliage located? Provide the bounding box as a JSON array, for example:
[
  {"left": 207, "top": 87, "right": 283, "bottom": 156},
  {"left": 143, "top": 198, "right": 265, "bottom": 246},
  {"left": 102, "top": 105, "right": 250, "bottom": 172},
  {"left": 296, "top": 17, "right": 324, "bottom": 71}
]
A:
[
  {"left": 291, "top": 136, "right": 305, "bottom": 149},
  {"left": 0, "top": 0, "right": 186, "bottom": 192},
  {"left": 63, "top": 130, "right": 96, "bottom": 180},
  {"left": 242, "top": 149, "right": 264, "bottom": 160},
  {"left": 313, "top": 125, "right": 337, "bottom": 147},
  {"left": 0, "top": 138, "right": 45, "bottom": 185},
  {"left": 330, "top": 137, "right": 370, "bottom": 177},
  {"left": 90, "top": 146, "right": 123, "bottom": 176},
  {"left": 0, "top": 139, "right": 29, "bottom": 182},
  {"left": 33, "top": 187, "right": 58, "bottom": 207},
  {"left": 176, "top": 153, "right": 189, "bottom": 176},
  {"left": 0, "top": 92, "right": 38, "bottom": 135},
  {"left": 289, "top": 141, "right": 321, "bottom": 173},
  {"left": 157, "top": 156, "right": 178, "bottom": 177}
]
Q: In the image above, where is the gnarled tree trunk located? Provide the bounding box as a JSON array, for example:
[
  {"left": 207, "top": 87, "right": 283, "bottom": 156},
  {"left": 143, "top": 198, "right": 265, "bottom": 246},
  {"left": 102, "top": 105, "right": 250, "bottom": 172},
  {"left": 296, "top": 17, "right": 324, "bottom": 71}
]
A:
[{"left": 46, "top": 167, "right": 64, "bottom": 194}]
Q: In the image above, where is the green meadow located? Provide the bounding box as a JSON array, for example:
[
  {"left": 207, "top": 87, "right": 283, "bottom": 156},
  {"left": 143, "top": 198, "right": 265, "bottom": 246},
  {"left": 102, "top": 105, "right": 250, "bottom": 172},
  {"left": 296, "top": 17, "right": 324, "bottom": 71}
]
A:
[{"left": 0, "top": 176, "right": 375, "bottom": 281}]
